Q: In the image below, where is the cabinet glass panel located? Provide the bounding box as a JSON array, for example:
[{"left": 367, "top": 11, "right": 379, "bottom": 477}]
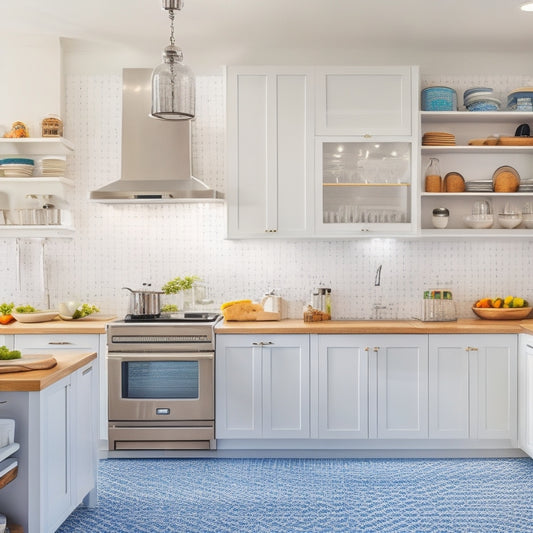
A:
[{"left": 321, "top": 141, "right": 411, "bottom": 225}]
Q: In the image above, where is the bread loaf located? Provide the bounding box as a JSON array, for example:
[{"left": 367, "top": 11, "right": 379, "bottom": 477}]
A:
[
  {"left": 443, "top": 172, "right": 465, "bottom": 192},
  {"left": 494, "top": 171, "right": 519, "bottom": 192},
  {"left": 222, "top": 301, "right": 263, "bottom": 321}
]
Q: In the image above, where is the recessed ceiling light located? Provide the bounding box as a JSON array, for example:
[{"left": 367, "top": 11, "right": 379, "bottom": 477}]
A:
[{"left": 520, "top": 2, "right": 533, "bottom": 12}]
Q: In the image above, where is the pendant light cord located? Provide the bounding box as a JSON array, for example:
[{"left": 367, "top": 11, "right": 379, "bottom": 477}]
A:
[{"left": 168, "top": 8, "right": 175, "bottom": 47}]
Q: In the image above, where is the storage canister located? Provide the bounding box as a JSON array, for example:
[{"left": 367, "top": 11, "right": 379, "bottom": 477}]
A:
[
  {"left": 432, "top": 207, "right": 449, "bottom": 229},
  {"left": 421, "top": 86, "right": 457, "bottom": 111}
]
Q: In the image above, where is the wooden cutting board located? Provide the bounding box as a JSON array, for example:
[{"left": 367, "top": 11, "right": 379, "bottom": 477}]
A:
[{"left": 0, "top": 354, "right": 57, "bottom": 373}]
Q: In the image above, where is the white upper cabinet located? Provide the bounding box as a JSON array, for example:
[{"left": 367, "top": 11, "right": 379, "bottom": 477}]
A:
[
  {"left": 315, "top": 66, "right": 415, "bottom": 136},
  {"left": 226, "top": 66, "right": 314, "bottom": 238}
]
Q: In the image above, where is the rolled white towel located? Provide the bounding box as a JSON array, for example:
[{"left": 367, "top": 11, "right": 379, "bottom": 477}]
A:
[{"left": 0, "top": 420, "right": 14, "bottom": 448}]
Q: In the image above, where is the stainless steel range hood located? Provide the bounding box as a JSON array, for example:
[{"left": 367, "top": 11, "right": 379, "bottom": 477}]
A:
[{"left": 90, "top": 68, "right": 223, "bottom": 203}]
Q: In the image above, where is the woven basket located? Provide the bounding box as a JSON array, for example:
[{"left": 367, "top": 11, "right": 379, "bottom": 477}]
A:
[{"left": 41, "top": 116, "right": 63, "bottom": 137}]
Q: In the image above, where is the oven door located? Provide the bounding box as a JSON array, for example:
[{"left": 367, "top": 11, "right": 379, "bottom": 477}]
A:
[{"left": 108, "top": 352, "right": 214, "bottom": 421}]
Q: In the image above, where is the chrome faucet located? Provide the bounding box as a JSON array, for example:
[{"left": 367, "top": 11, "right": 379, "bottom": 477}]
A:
[{"left": 374, "top": 264, "right": 382, "bottom": 286}]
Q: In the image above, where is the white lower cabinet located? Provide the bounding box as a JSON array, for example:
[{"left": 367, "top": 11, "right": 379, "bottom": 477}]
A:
[
  {"left": 216, "top": 334, "right": 310, "bottom": 438},
  {"left": 429, "top": 334, "right": 517, "bottom": 441},
  {"left": 216, "top": 332, "right": 518, "bottom": 451},
  {"left": 0, "top": 359, "right": 98, "bottom": 533},
  {"left": 12, "top": 333, "right": 107, "bottom": 446},
  {"left": 519, "top": 335, "right": 533, "bottom": 457},
  {"left": 316, "top": 334, "right": 428, "bottom": 439},
  {"left": 316, "top": 335, "right": 369, "bottom": 439},
  {"left": 374, "top": 335, "right": 429, "bottom": 439}
]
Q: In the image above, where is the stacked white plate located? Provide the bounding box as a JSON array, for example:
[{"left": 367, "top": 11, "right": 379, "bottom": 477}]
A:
[
  {"left": 41, "top": 157, "right": 66, "bottom": 176},
  {"left": 465, "top": 180, "right": 493, "bottom": 192},
  {"left": 519, "top": 179, "right": 533, "bottom": 192},
  {"left": 0, "top": 158, "right": 34, "bottom": 177},
  {"left": 463, "top": 87, "right": 501, "bottom": 111}
]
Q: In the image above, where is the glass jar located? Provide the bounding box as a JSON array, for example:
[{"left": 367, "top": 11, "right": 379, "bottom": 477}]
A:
[{"left": 425, "top": 157, "right": 442, "bottom": 192}]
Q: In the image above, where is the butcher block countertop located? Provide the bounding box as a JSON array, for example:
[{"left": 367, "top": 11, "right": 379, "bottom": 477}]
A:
[
  {"left": 0, "top": 351, "right": 97, "bottom": 392},
  {"left": 216, "top": 318, "right": 533, "bottom": 335},
  {"left": 0, "top": 318, "right": 114, "bottom": 335}
]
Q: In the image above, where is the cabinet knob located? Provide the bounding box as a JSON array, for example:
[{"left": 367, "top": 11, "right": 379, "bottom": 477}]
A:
[{"left": 373, "top": 347, "right": 380, "bottom": 352}]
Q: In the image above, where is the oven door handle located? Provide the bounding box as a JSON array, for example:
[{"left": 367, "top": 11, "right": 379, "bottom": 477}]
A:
[{"left": 107, "top": 352, "right": 214, "bottom": 361}]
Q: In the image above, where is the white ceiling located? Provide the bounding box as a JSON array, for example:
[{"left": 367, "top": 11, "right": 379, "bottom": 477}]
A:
[{"left": 2, "top": 0, "right": 533, "bottom": 67}]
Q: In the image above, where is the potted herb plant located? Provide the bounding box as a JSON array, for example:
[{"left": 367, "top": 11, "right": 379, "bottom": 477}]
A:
[{"left": 161, "top": 276, "right": 199, "bottom": 312}]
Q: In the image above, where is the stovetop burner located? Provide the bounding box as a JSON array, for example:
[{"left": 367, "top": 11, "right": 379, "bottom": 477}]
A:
[{"left": 124, "top": 312, "right": 220, "bottom": 323}]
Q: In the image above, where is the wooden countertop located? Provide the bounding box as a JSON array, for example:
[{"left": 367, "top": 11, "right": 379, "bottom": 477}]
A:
[
  {"left": 0, "top": 351, "right": 97, "bottom": 392},
  {"left": 0, "top": 317, "right": 115, "bottom": 335},
  {"left": 216, "top": 318, "right": 533, "bottom": 334}
]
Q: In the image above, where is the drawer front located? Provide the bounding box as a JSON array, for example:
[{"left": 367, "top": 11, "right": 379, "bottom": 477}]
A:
[{"left": 14, "top": 334, "right": 99, "bottom": 351}]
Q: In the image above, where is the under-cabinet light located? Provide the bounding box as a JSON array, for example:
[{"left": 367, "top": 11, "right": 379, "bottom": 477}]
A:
[{"left": 520, "top": 2, "right": 533, "bottom": 11}]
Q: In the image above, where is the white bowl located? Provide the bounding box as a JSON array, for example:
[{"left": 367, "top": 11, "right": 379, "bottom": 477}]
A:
[
  {"left": 498, "top": 213, "right": 522, "bottom": 229},
  {"left": 464, "top": 214, "right": 493, "bottom": 229},
  {"left": 58, "top": 301, "right": 80, "bottom": 317}
]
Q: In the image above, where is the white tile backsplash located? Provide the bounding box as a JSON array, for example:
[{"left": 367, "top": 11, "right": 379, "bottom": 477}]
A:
[{"left": 1, "top": 73, "right": 533, "bottom": 320}]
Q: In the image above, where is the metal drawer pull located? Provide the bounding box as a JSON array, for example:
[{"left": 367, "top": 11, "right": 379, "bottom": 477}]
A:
[
  {"left": 465, "top": 346, "right": 479, "bottom": 352},
  {"left": 527, "top": 344, "right": 533, "bottom": 349},
  {"left": 82, "top": 366, "right": 93, "bottom": 376},
  {"left": 0, "top": 401, "right": 7, "bottom": 405},
  {"left": 252, "top": 341, "right": 274, "bottom": 346},
  {"left": 48, "top": 341, "right": 74, "bottom": 345}
]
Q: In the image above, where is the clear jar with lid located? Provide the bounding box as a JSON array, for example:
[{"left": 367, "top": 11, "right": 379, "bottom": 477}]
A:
[{"left": 425, "top": 157, "right": 442, "bottom": 192}]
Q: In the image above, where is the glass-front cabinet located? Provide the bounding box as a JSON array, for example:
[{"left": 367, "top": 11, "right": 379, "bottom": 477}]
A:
[{"left": 316, "top": 138, "right": 417, "bottom": 235}]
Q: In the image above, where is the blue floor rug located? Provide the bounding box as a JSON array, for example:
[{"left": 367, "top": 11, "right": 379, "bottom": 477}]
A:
[{"left": 57, "top": 457, "right": 533, "bottom": 532}]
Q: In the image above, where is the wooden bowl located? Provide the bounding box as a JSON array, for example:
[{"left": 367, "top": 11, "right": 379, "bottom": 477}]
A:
[{"left": 472, "top": 306, "right": 532, "bottom": 320}]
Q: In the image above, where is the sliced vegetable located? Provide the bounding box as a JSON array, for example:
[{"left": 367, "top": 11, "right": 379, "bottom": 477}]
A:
[
  {"left": 0, "top": 302, "right": 14, "bottom": 325},
  {"left": 72, "top": 304, "right": 99, "bottom": 319},
  {"left": 15, "top": 305, "right": 37, "bottom": 313},
  {"left": 0, "top": 345, "right": 21, "bottom": 360}
]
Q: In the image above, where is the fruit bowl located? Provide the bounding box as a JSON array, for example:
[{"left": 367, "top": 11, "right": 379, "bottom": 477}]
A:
[{"left": 472, "top": 306, "right": 532, "bottom": 320}]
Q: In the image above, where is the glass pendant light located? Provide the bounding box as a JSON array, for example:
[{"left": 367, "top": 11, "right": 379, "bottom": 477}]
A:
[{"left": 151, "top": 0, "right": 195, "bottom": 120}]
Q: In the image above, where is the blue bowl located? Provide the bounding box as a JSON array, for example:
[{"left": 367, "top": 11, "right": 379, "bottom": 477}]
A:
[
  {"left": 0, "top": 158, "right": 34, "bottom": 165},
  {"left": 421, "top": 86, "right": 457, "bottom": 111}
]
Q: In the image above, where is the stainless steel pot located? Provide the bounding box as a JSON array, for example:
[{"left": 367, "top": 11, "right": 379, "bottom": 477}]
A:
[{"left": 123, "top": 285, "right": 163, "bottom": 317}]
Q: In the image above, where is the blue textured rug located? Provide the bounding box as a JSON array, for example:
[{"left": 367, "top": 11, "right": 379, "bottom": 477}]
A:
[{"left": 57, "top": 457, "right": 533, "bottom": 532}]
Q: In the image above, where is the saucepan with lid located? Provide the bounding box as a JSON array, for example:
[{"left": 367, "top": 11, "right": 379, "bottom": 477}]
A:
[{"left": 123, "top": 284, "right": 163, "bottom": 317}]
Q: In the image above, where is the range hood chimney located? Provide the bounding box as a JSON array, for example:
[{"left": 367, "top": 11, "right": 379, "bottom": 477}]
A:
[{"left": 90, "top": 68, "right": 223, "bottom": 203}]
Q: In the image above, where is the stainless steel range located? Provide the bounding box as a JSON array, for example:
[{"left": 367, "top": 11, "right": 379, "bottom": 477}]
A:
[{"left": 107, "top": 312, "right": 221, "bottom": 451}]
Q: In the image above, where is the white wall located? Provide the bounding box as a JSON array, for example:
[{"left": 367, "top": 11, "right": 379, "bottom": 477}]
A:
[{"left": 1, "top": 39, "right": 533, "bottom": 320}]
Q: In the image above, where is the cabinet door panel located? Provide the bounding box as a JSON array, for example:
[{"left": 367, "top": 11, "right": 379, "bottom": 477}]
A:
[
  {"left": 524, "top": 341, "right": 533, "bottom": 456},
  {"left": 317, "top": 337, "right": 368, "bottom": 438},
  {"left": 215, "top": 340, "right": 261, "bottom": 438},
  {"left": 428, "top": 339, "right": 470, "bottom": 439},
  {"left": 232, "top": 73, "right": 269, "bottom": 234},
  {"left": 72, "top": 363, "right": 97, "bottom": 503},
  {"left": 263, "top": 337, "right": 310, "bottom": 438},
  {"left": 316, "top": 66, "right": 413, "bottom": 135},
  {"left": 276, "top": 74, "right": 312, "bottom": 233},
  {"left": 226, "top": 68, "right": 313, "bottom": 238},
  {"left": 476, "top": 342, "right": 517, "bottom": 439},
  {"left": 42, "top": 378, "right": 72, "bottom": 531},
  {"left": 377, "top": 340, "right": 428, "bottom": 438}
]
